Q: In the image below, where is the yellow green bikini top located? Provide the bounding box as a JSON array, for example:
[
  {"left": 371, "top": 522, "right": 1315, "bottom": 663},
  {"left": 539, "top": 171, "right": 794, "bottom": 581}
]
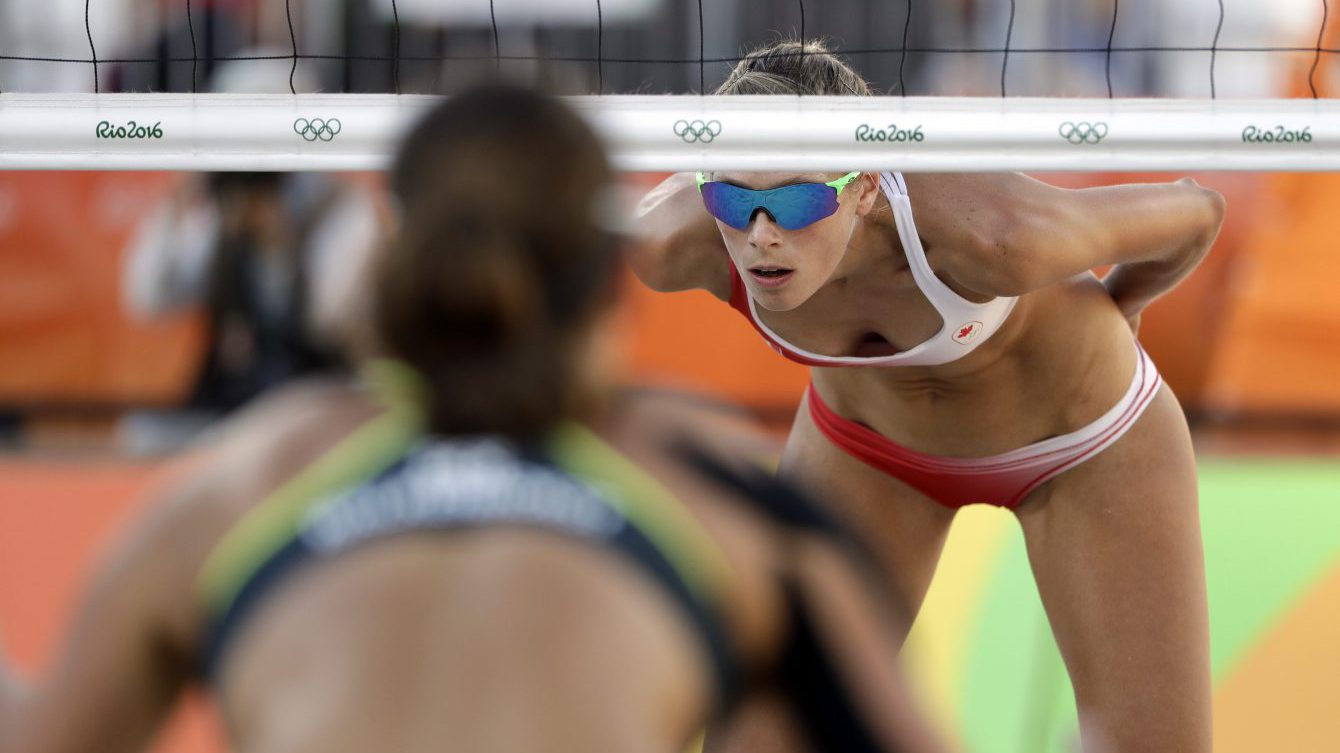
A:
[{"left": 193, "top": 361, "right": 739, "bottom": 708}]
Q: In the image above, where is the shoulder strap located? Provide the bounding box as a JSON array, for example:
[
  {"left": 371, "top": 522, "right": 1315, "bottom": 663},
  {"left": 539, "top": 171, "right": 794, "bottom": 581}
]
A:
[
  {"left": 547, "top": 424, "right": 743, "bottom": 715},
  {"left": 548, "top": 423, "right": 734, "bottom": 607},
  {"left": 195, "top": 411, "right": 420, "bottom": 615}
]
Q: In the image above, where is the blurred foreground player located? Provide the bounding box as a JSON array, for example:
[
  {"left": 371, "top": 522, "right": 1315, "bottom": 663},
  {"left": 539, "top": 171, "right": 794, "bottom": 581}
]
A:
[{"left": 0, "top": 86, "right": 945, "bottom": 753}]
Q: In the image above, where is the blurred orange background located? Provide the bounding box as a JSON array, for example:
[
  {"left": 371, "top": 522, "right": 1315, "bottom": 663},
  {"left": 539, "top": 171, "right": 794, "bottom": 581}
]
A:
[
  {"left": 4, "top": 166, "right": 1340, "bottom": 753},
  {"left": 5, "top": 169, "right": 1339, "bottom": 418}
]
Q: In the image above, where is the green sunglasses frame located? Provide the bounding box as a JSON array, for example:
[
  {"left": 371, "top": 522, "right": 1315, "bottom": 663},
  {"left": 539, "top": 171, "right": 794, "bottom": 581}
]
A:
[{"left": 694, "top": 170, "right": 862, "bottom": 194}]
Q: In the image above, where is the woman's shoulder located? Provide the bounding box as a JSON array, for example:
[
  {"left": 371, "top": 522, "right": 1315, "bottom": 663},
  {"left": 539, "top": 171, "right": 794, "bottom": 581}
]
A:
[
  {"left": 134, "top": 377, "right": 380, "bottom": 569},
  {"left": 629, "top": 173, "right": 733, "bottom": 300},
  {"left": 601, "top": 389, "right": 790, "bottom": 662},
  {"left": 210, "top": 375, "right": 373, "bottom": 442},
  {"left": 196, "top": 376, "right": 381, "bottom": 506},
  {"left": 132, "top": 378, "right": 383, "bottom": 645},
  {"left": 609, "top": 387, "right": 780, "bottom": 459}
]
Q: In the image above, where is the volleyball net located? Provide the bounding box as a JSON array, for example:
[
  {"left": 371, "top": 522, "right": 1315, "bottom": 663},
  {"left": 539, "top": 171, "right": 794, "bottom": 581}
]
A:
[
  {"left": 0, "top": 0, "right": 1337, "bottom": 171},
  {"left": 3, "top": 10, "right": 1340, "bottom": 752}
]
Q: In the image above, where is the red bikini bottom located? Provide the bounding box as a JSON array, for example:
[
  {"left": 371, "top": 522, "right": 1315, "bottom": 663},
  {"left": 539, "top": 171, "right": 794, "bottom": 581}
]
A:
[{"left": 806, "top": 345, "right": 1163, "bottom": 509}]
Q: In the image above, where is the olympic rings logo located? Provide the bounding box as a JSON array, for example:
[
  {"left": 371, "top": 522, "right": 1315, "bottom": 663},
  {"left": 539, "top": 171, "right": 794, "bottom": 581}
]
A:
[
  {"left": 673, "top": 119, "right": 722, "bottom": 143},
  {"left": 1058, "top": 121, "right": 1108, "bottom": 144},
  {"left": 294, "top": 117, "right": 342, "bottom": 142}
]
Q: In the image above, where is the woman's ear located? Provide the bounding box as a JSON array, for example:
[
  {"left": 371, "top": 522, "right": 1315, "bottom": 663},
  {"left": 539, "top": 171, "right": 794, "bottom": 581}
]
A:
[{"left": 853, "top": 173, "right": 882, "bottom": 216}]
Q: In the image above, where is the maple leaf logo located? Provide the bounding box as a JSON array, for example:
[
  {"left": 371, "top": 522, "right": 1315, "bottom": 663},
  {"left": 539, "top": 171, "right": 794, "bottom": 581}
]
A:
[{"left": 953, "top": 321, "right": 984, "bottom": 344}]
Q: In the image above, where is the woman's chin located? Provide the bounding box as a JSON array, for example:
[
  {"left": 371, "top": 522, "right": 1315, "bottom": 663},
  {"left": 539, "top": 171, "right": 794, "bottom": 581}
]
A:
[{"left": 750, "top": 284, "right": 809, "bottom": 312}]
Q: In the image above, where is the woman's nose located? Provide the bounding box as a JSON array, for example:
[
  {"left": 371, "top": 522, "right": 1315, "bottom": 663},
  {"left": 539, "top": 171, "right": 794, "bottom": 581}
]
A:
[{"left": 747, "top": 209, "right": 783, "bottom": 248}]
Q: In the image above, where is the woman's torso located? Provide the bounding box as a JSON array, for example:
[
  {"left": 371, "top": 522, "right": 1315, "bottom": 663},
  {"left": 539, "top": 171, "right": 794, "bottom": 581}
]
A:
[
  {"left": 219, "top": 531, "right": 709, "bottom": 753},
  {"left": 730, "top": 173, "right": 1141, "bottom": 457},
  {"left": 151, "top": 382, "right": 781, "bottom": 753}
]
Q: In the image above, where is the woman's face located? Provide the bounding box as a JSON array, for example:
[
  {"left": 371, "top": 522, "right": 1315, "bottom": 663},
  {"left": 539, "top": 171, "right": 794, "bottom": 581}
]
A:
[{"left": 707, "top": 171, "right": 880, "bottom": 311}]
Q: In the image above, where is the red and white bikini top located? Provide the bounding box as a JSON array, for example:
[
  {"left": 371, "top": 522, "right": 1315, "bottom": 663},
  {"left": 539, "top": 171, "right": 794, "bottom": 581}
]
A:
[{"left": 727, "top": 171, "right": 1018, "bottom": 368}]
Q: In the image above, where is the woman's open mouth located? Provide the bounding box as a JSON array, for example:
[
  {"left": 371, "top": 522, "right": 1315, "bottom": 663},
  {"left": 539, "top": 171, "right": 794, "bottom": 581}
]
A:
[{"left": 749, "top": 266, "right": 795, "bottom": 289}]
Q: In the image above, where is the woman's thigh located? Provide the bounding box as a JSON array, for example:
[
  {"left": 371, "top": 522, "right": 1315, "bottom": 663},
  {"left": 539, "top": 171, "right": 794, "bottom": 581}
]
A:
[
  {"left": 779, "top": 391, "right": 957, "bottom": 636},
  {"left": 1016, "top": 386, "right": 1212, "bottom": 753}
]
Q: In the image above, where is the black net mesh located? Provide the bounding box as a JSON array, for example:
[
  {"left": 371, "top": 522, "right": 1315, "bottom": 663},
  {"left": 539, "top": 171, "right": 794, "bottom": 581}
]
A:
[{"left": 0, "top": 0, "right": 1333, "bottom": 98}]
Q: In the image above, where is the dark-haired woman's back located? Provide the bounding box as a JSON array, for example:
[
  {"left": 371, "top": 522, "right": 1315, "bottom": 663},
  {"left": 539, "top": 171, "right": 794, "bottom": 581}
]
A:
[
  {"left": 213, "top": 394, "right": 718, "bottom": 753},
  {"left": 0, "top": 378, "right": 945, "bottom": 753}
]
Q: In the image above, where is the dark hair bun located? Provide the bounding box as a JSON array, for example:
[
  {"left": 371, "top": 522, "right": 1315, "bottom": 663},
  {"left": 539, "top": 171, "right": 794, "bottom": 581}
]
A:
[{"left": 374, "top": 85, "right": 617, "bottom": 439}]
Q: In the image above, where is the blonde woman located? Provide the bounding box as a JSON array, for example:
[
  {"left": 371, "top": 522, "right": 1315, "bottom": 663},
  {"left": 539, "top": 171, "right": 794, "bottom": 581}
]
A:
[{"left": 634, "top": 41, "right": 1224, "bottom": 753}]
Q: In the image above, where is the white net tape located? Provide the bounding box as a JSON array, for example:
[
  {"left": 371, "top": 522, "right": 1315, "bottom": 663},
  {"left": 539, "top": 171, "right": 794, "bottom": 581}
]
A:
[{"left": 1, "top": 93, "right": 1338, "bottom": 171}]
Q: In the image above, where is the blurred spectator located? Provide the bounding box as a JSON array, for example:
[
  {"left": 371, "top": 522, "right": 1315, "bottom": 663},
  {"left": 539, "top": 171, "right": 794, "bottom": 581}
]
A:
[
  {"left": 109, "top": 50, "right": 382, "bottom": 453},
  {"left": 121, "top": 170, "right": 380, "bottom": 451}
]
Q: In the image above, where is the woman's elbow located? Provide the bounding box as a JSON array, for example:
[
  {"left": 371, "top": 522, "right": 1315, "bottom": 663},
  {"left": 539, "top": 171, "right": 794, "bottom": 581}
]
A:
[{"left": 1200, "top": 184, "right": 1227, "bottom": 239}]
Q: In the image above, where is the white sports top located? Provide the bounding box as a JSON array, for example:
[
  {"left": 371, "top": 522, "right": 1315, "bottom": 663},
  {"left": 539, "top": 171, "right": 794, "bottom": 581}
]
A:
[{"left": 729, "top": 172, "right": 1019, "bottom": 368}]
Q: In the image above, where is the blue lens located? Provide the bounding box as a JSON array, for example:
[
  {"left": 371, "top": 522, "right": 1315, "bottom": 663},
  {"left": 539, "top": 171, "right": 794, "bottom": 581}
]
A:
[
  {"left": 766, "top": 183, "right": 841, "bottom": 230},
  {"left": 700, "top": 181, "right": 840, "bottom": 231},
  {"left": 700, "top": 181, "right": 760, "bottom": 230}
]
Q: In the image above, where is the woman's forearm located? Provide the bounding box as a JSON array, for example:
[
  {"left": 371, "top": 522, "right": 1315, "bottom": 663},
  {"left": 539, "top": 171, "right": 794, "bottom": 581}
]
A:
[
  {"left": 1097, "top": 181, "right": 1226, "bottom": 316},
  {"left": 1100, "top": 233, "right": 1213, "bottom": 319}
]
